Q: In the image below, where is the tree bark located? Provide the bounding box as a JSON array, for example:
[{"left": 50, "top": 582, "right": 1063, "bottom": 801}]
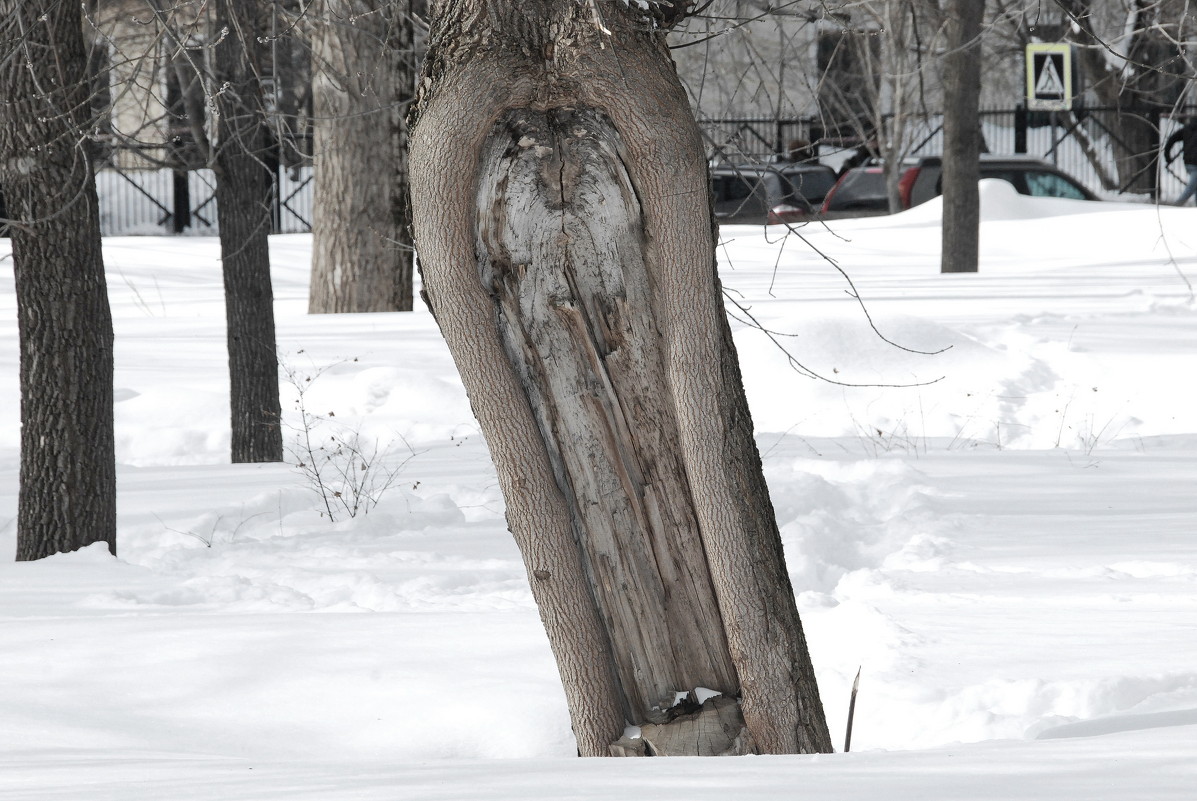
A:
[
  {"left": 307, "top": 0, "right": 414, "bottom": 313},
  {"left": 409, "top": 0, "right": 831, "bottom": 757},
  {"left": 213, "top": 0, "right": 284, "bottom": 463},
  {"left": 0, "top": 1, "right": 117, "bottom": 560},
  {"left": 940, "top": 0, "right": 984, "bottom": 274}
]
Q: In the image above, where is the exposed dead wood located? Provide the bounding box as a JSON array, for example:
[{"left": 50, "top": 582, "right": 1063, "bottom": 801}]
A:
[
  {"left": 610, "top": 696, "right": 753, "bottom": 757},
  {"left": 477, "top": 107, "right": 738, "bottom": 721}
]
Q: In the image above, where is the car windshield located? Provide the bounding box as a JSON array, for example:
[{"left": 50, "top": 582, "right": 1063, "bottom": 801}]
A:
[
  {"left": 976, "top": 169, "right": 1022, "bottom": 192},
  {"left": 1025, "top": 171, "right": 1088, "bottom": 199},
  {"left": 825, "top": 168, "right": 888, "bottom": 210},
  {"left": 713, "top": 173, "right": 757, "bottom": 203},
  {"left": 711, "top": 170, "right": 770, "bottom": 220},
  {"left": 782, "top": 171, "right": 835, "bottom": 204}
]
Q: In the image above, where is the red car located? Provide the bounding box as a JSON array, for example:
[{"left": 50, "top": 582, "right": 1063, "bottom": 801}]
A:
[{"left": 820, "top": 155, "right": 1098, "bottom": 218}]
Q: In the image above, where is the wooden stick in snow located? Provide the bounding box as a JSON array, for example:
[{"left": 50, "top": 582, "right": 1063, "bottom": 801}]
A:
[{"left": 844, "top": 666, "right": 861, "bottom": 753}]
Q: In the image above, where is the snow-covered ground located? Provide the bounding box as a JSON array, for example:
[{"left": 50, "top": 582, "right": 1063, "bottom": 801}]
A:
[{"left": 1, "top": 180, "right": 1195, "bottom": 798}]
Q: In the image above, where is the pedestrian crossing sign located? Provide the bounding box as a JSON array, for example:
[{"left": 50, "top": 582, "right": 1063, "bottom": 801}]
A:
[{"left": 1026, "top": 44, "right": 1073, "bottom": 111}]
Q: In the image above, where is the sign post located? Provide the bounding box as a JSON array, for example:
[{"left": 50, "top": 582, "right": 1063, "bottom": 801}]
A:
[{"left": 1025, "top": 43, "right": 1073, "bottom": 111}]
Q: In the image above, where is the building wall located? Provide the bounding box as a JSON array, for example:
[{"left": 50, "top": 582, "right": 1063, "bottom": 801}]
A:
[{"left": 89, "top": 0, "right": 209, "bottom": 168}]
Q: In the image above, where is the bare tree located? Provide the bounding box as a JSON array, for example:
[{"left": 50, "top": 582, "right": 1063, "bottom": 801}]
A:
[
  {"left": 0, "top": 1, "right": 117, "bottom": 559},
  {"left": 114, "top": 0, "right": 285, "bottom": 462},
  {"left": 1030, "top": 0, "right": 1196, "bottom": 194},
  {"left": 940, "top": 0, "right": 984, "bottom": 273},
  {"left": 210, "top": 0, "right": 285, "bottom": 462},
  {"left": 814, "top": 16, "right": 884, "bottom": 140},
  {"left": 306, "top": 0, "right": 415, "bottom": 313},
  {"left": 851, "top": 0, "right": 943, "bottom": 211},
  {"left": 409, "top": 0, "right": 831, "bottom": 757},
  {"left": 670, "top": 1, "right": 819, "bottom": 121},
  {"left": 710, "top": 0, "right": 943, "bottom": 206}
]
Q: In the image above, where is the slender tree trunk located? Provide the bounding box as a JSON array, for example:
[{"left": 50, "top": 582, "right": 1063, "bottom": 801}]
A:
[
  {"left": 307, "top": 0, "right": 414, "bottom": 313},
  {"left": 213, "top": 0, "right": 284, "bottom": 462},
  {"left": 0, "top": 2, "right": 117, "bottom": 560},
  {"left": 409, "top": 0, "right": 831, "bottom": 757},
  {"left": 940, "top": 0, "right": 984, "bottom": 274}
]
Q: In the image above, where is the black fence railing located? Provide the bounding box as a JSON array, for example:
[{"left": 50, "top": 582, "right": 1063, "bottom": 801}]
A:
[
  {"left": 699, "top": 104, "right": 1197, "bottom": 202},
  {"left": 95, "top": 164, "right": 312, "bottom": 237},
  {"left": 92, "top": 104, "right": 1197, "bottom": 235}
]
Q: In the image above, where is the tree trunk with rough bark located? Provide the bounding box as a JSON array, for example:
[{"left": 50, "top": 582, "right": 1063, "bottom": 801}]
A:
[
  {"left": 213, "top": 0, "right": 284, "bottom": 463},
  {"left": 409, "top": 0, "right": 831, "bottom": 758},
  {"left": 940, "top": 0, "right": 984, "bottom": 274},
  {"left": 0, "top": 1, "right": 117, "bottom": 560},
  {"left": 307, "top": 0, "right": 414, "bottom": 313}
]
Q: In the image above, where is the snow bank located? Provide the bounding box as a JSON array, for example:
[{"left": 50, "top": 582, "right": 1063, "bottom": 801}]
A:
[{"left": 1, "top": 195, "right": 1195, "bottom": 798}]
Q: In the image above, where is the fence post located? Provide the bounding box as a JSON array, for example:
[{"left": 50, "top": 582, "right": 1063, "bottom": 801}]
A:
[
  {"left": 267, "top": 137, "right": 282, "bottom": 234},
  {"left": 171, "top": 168, "right": 190, "bottom": 233},
  {"left": 1149, "top": 107, "right": 1161, "bottom": 201},
  {"left": 1014, "top": 103, "right": 1027, "bottom": 154}
]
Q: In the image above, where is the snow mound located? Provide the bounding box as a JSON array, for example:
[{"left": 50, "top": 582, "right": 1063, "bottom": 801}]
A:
[
  {"left": 877, "top": 178, "right": 1107, "bottom": 227},
  {"left": 976, "top": 178, "right": 1096, "bottom": 221},
  {"left": 2, "top": 199, "right": 1197, "bottom": 792}
]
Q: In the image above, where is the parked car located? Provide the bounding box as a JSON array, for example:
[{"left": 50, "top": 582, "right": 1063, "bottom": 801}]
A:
[
  {"left": 710, "top": 162, "right": 838, "bottom": 225},
  {"left": 820, "top": 155, "right": 1098, "bottom": 218},
  {"left": 818, "top": 164, "right": 900, "bottom": 218}
]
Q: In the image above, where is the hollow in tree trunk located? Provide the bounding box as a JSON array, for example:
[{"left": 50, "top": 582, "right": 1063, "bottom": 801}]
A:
[{"left": 408, "top": 0, "right": 831, "bottom": 757}]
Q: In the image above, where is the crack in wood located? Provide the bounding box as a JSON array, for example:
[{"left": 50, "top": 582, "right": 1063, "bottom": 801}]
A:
[{"left": 475, "top": 106, "right": 739, "bottom": 722}]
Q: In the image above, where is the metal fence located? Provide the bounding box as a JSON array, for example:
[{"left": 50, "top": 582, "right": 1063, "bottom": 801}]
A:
[
  {"left": 96, "top": 165, "right": 312, "bottom": 237},
  {"left": 698, "top": 104, "right": 1197, "bottom": 202},
  {"left": 93, "top": 105, "right": 1196, "bottom": 235}
]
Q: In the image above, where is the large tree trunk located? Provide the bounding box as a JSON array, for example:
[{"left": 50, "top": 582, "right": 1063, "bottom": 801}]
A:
[
  {"left": 307, "top": 0, "right": 414, "bottom": 313},
  {"left": 940, "top": 0, "right": 984, "bottom": 274},
  {"left": 409, "top": 0, "right": 831, "bottom": 757},
  {"left": 213, "top": 0, "right": 284, "bottom": 463},
  {"left": 0, "top": 1, "right": 117, "bottom": 560}
]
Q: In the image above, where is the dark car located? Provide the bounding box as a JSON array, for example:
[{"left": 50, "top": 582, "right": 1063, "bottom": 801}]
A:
[
  {"left": 820, "top": 155, "right": 1098, "bottom": 218},
  {"left": 818, "top": 164, "right": 902, "bottom": 218},
  {"left": 710, "top": 163, "right": 838, "bottom": 225}
]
